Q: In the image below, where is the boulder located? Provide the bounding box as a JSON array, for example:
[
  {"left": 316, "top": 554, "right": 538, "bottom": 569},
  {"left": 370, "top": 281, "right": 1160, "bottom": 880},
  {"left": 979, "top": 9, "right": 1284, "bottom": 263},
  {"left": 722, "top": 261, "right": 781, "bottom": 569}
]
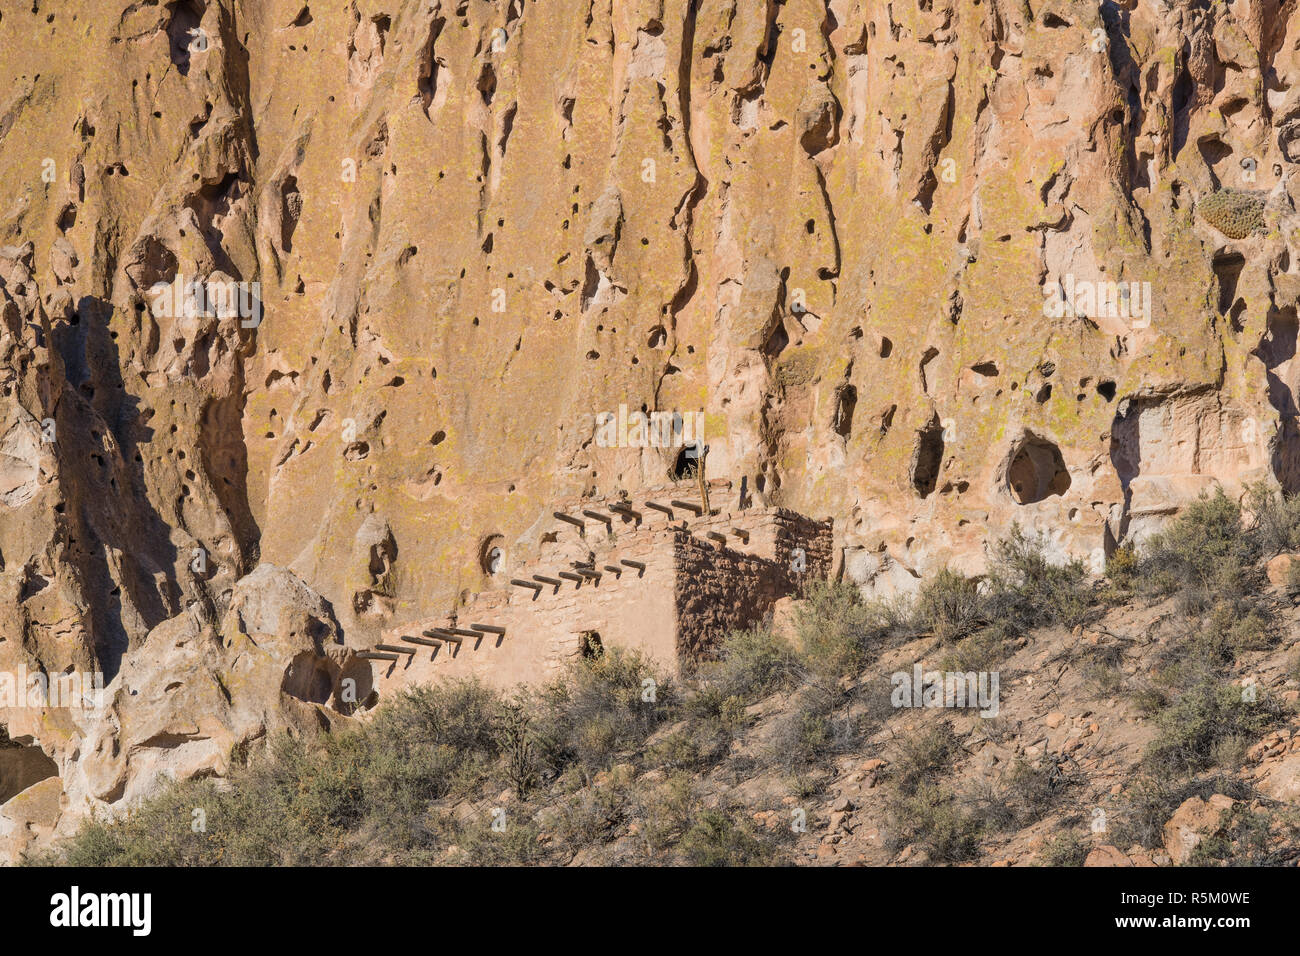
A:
[{"left": 1163, "top": 795, "right": 1236, "bottom": 865}]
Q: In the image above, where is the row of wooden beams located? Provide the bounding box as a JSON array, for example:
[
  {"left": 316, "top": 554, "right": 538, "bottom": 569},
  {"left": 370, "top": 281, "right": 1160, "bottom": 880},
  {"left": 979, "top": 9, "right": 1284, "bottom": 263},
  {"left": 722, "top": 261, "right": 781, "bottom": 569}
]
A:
[
  {"left": 363, "top": 622, "right": 509, "bottom": 664},
  {"left": 513, "top": 559, "right": 648, "bottom": 594},
  {"left": 553, "top": 497, "right": 716, "bottom": 528},
  {"left": 402, "top": 634, "right": 442, "bottom": 647}
]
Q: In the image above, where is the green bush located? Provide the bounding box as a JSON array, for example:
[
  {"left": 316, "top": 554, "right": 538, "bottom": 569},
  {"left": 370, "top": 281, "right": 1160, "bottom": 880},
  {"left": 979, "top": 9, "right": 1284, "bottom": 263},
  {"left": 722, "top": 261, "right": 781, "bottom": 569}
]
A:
[
  {"left": 939, "top": 628, "right": 1012, "bottom": 674},
  {"left": 633, "top": 772, "right": 695, "bottom": 855},
  {"left": 531, "top": 648, "right": 675, "bottom": 780},
  {"left": 364, "top": 680, "right": 504, "bottom": 826},
  {"left": 679, "top": 808, "right": 782, "bottom": 866},
  {"left": 765, "top": 685, "right": 850, "bottom": 774},
  {"left": 704, "top": 625, "right": 798, "bottom": 701},
  {"left": 1080, "top": 641, "right": 1126, "bottom": 697},
  {"left": 792, "top": 580, "right": 879, "bottom": 680},
  {"left": 890, "top": 723, "right": 960, "bottom": 796},
  {"left": 1140, "top": 489, "right": 1255, "bottom": 607},
  {"left": 983, "top": 525, "right": 1095, "bottom": 634},
  {"left": 887, "top": 781, "right": 982, "bottom": 862},
  {"left": 453, "top": 812, "right": 547, "bottom": 866},
  {"left": 1246, "top": 481, "right": 1300, "bottom": 556},
  {"left": 1110, "top": 775, "right": 1252, "bottom": 850},
  {"left": 1105, "top": 544, "right": 1139, "bottom": 590},
  {"left": 1144, "top": 677, "right": 1282, "bottom": 778},
  {"left": 1040, "top": 829, "right": 1090, "bottom": 866},
  {"left": 915, "top": 568, "right": 985, "bottom": 642},
  {"left": 645, "top": 711, "right": 735, "bottom": 771}
]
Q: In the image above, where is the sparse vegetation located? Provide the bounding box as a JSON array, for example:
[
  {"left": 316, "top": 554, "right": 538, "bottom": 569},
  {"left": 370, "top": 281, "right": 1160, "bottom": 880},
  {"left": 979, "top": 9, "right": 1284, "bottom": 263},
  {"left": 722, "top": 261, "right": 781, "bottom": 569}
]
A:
[
  {"left": 1144, "top": 677, "right": 1282, "bottom": 778},
  {"left": 679, "top": 807, "right": 782, "bottom": 866},
  {"left": 1140, "top": 489, "right": 1258, "bottom": 610},
  {"left": 1040, "top": 829, "right": 1090, "bottom": 866},
  {"left": 34, "top": 503, "right": 1300, "bottom": 867},
  {"left": 982, "top": 525, "right": 1096, "bottom": 634}
]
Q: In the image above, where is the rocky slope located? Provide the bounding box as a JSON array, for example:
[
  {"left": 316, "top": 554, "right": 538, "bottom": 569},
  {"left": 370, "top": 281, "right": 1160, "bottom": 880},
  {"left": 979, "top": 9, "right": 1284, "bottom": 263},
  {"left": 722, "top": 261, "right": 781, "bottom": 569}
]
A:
[{"left": 4, "top": 0, "right": 1300, "bottom": 859}]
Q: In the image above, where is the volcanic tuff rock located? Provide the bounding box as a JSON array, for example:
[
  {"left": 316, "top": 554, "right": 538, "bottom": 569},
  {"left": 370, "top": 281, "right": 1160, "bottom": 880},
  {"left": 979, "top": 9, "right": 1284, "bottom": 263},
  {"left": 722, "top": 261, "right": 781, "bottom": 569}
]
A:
[{"left": 3, "top": 0, "right": 1300, "bottom": 855}]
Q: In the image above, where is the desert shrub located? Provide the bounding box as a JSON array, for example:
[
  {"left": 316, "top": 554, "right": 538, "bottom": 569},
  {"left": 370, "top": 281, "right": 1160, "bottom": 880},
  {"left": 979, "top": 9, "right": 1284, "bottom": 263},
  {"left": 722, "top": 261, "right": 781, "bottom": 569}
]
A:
[
  {"left": 881, "top": 722, "right": 983, "bottom": 860},
  {"left": 704, "top": 625, "right": 798, "bottom": 701},
  {"left": 1141, "top": 489, "right": 1256, "bottom": 607},
  {"left": 646, "top": 709, "right": 736, "bottom": 771},
  {"left": 1004, "top": 757, "right": 1066, "bottom": 825},
  {"left": 792, "top": 580, "right": 880, "bottom": 680},
  {"left": 363, "top": 680, "right": 504, "bottom": 824},
  {"left": 51, "top": 780, "right": 224, "bottom": 867},
  {"left": 983, "top": 525, "right": 1094, "bottom": 634},
  {"left": 45, "top": 730, "right": 386, "bottom": 867},
  {"left": 789, "top": 581, "right": 913, "bottom": 681},
  {"left": 887, "top": 781, "right": 982, "bottom": 862},
  {"left": 961, "top": 777, "right": 1017, "bottom": 832},
  {"left": 1110, "top": 774, "right": 1253, "bottom": 849},
  {"left": 1081, "top": 641, "right": 1126, "bottom": 697},
  {"left": 1151, "top": 599, "right": 1276, "bottom": 704},
  {"left": 890, "top": 722, "right": 960, "bottom": 796},
  {"left": 679, "top": 807, "right": 782, "bottom": 866},
  {"left": 452, "top": 812, "right": 547, "bottom": 866},
  {"left": 1129, "top": 678, "right": 1169, "bottom": 715},
  {"left": 633, "top": 772, "right": 695, "bottom": 855},
  {"left": 210, "top": 731, "right": 369, "bottom": 864},
  {"left": 1189, "top": 803, "right": 1300, "bottom": 866},
  {"left": 765, "top": 685, "right": 839, "bottom": 773},
  {"left": 1212, "top": 604, "right": 1274, "bottom": 655},
  {"left": 915, "top": 567, "right": 985, "bottom": 642},
  {"left": 1105, "top": 543, "right": 1139, "bottom": 590},
  {"left": 1040, "top": 829, "right": 1091, "bottom": 866},
  {"left": 1246, "top": 481, "right": 1300, "bottom": 556},
  {"left": 551, "top": 781, "right": 628, "bottom": 850},
  {"left": 530, "top": 648, "right": 675, "bottom": 780},
  {"left": 962, "top": 757, "right": 1063, "bottom": 836},
  {"left": 1144, "top": 677, "right": 1282, "bottom": 778},
  {"left": 939, "top": 628, "right": 1013, "bottom": 674}
]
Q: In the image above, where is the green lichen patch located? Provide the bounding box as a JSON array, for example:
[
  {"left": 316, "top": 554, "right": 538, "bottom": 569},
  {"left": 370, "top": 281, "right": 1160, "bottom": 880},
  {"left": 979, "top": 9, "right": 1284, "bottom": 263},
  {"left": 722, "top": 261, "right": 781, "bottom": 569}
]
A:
[{"left": 1196, "top": 188, "right": 1267, "bottom": 239}]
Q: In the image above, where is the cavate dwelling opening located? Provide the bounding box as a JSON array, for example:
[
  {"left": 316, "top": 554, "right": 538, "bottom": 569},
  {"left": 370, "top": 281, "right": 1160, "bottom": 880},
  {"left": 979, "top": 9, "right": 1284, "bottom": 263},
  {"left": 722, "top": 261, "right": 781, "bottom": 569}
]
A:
[
  {"left": 1213, "top": 251, "right": 1246, "bottom": 315},
  {"left": 281, "top": 176, "right": 303, "bottom": 252},
  {"left": 479, "top": 535, "right": 505, "bottom": 575},
  {"left": 763, "top": 319, "right": 790, "bottom": 359},
  {"left": 580, "top": 631, "right": 604, "bottom": 659},
  {"left": 672, "top": 443, "right": 701, "bottom": 480},
  {"left": 166, "top": 1, "right": 206, "bottom": 77},
  {"left": 910, "top": 416, "right": 945, "bottom": 498},
  {"left": 832, "top": 383, "right": 857, "bottom": 438},
  {"left": 1005, "top": 433, "right": 1071, "bottom": 504},
  {"left": 1255, "top": 306, "right": 1300, "bottom": 417},
  {"left": 1256, "top": 307, "right": 1300, "bottom": 491}
]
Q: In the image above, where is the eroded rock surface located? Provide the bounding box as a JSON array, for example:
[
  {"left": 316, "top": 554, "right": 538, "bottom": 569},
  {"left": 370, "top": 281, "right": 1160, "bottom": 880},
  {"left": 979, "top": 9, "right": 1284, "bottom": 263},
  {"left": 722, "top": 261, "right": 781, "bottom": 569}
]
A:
[{"left": 4, "top": 0, "right": 1300, "bottom": 857}]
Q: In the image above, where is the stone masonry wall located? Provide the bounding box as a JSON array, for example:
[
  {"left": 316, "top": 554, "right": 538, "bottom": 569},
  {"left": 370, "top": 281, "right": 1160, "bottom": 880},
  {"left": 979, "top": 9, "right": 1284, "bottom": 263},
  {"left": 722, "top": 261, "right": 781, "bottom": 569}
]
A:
[{"left": 372, "top": 504, "right": 833, "bottom": 693}]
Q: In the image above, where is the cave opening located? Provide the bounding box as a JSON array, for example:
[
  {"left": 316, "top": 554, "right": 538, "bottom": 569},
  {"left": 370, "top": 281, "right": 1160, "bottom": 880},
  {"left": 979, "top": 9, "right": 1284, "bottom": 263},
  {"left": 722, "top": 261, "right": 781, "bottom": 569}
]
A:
[
  {"left": 910, "top": 417, "right": 945, "bottom": 498},
  {"left": 1006, "top": 434, "right": 1071, "bottom": 504}
]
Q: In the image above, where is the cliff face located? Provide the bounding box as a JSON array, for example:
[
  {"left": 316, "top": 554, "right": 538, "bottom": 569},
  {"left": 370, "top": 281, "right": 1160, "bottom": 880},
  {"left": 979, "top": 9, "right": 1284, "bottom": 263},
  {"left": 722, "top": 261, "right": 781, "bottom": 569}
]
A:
[{"left": 1, "top": 0, "right": 1299, "bottom": 854}]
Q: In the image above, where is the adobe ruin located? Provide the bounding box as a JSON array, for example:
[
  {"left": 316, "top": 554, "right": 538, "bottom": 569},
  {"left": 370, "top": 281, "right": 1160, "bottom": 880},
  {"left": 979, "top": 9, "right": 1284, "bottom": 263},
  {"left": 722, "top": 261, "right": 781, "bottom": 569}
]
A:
[{"left": 365, "top": 482, "right": 833, "bottom": 693}]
